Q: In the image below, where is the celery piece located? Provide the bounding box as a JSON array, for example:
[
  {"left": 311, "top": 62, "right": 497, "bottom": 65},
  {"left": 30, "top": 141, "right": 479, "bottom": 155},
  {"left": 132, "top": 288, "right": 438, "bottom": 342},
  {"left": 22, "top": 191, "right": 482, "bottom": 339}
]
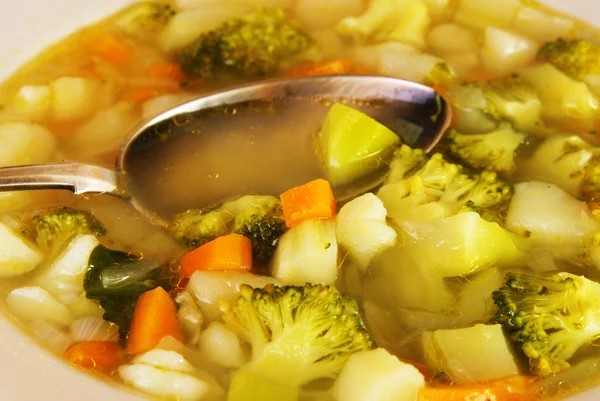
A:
[{"left": 316, "top": 103, "right": 400, "bottom": 187}]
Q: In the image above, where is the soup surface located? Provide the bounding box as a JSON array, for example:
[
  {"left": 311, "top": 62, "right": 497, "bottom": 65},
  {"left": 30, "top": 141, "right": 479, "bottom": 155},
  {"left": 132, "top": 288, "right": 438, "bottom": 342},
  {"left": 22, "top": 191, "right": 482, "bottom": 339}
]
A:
[{"left": 2, "top": 0, "right": 600, "bottom": 400}]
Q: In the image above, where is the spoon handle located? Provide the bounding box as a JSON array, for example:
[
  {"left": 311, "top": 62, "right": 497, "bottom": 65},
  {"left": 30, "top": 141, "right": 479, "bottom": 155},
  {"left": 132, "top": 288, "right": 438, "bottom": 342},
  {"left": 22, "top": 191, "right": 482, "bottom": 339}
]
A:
[{"left": 0, "top": 162, "right": 123, "bottom": 196}]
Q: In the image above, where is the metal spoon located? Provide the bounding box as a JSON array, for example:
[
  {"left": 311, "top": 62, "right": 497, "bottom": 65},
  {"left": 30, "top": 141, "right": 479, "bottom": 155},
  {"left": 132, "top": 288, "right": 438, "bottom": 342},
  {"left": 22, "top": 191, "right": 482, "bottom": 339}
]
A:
[{"left": 0, "top": 75, "right": 451, "bottom": 220}]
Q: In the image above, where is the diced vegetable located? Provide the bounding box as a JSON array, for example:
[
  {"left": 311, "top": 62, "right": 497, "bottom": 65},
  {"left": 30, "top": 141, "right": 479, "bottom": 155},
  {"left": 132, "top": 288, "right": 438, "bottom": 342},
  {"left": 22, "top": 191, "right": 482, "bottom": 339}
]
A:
[
  {"left": 294, "top": 0, "right": 366, "bottom": 30},
  {"left": 29, "top": 320, "right": 73, "bottom": 354},
  {"left": 418, "top": 375, "right": 532, "bottom": 401},
  {"left": 285, "top": 59, "right": 355, "bottom": 77},
  {"left": 505, "top": 181, "right": 599, "bottom": 244},
  {"left": 119, "top": 349, "right": 219, "bottom": 401},
  {"left": 146, "top": 61, "right": 186, "bottom": 81},
  {"left": 69, "top": 102, "right": 136, "bottom": 157},
  {"left": 333, "top": 348, "right": 425, "bottom": 401},
  {"left": 480, "top": 27, "right": 539, "bottom": 77},
  {"left": 49, "top": 76, "right": 100, "bottom": 121},
  {"left": 199, "top": 322, "right": 247, "bottom": 368},
  {"left": 70, "top": 316, "right": 119, "bottom": 343},
  {"left": 427, "top": 24, "right": 478, "bottom": 55},
  {"left": 271, "top": 218, "right": 338, "bottom": 285},
  {"left": 397, "top": 212, "right": 524, "bottom": 277},
  {"left": 85, "top": 31, "right": 133, "bottom": 65},
  {"left": 512, "top": 6, "right": 574, "bottom": 42},
  {"left": 521, "top": 136, "right": 594, "bottom": 196},
  {"left": 316, "top": 103, "right": 400, "bottom": 187},
  {"left": 520, "top": 64, "right": 600, "bottom": 131},
  {"left": 179, "top": 233, "right": 253, "bottom": 278},
  {"left": 158, "top": 5, "right": 252, "bottom": 52},
  {"left": 454, "top": 0, "right": 519, "bottom": 30},
  {"left": 0, "top": 222, "right": 43, "bottom": 277},
  {"left": 175, "top": 291, "right": 204, "bottom": 346},
  {"left": 35, "top": 234, "right": 99, "bottom": 296},
  {"left": 126, "top": 286, "right": 184, "bottom": 355},
  {"left": 65, "top": 341, "right": 123, "bottom": 374},
  {"left": 422, "top": 0, "right": 451, "bottom": 21},
  {"left": 280, "top": 179, "right": 336, "bottom": 228},
  {"left": 0, "top": 122, "right": 57, "bottom": 167},
  {"left": 184, "top": 270, "right": 281, "bottom": 321},
  {"left": 336, "top": 193, "right": 397, "bottom": 270},
  {"left": 388, "top": 1, "right": 430, "bottom": 49},
  {"left": 422, "top": 324, "right": 520, "bottom": 384},
  {"left": 379, "top": 50, "right": 444, "bottom": 84},
  {"left": 8, "top": 85, "right": 52, "bottom": 120},
  {"left": 6, "top": 286, "right": 74, "bottom": 326}
]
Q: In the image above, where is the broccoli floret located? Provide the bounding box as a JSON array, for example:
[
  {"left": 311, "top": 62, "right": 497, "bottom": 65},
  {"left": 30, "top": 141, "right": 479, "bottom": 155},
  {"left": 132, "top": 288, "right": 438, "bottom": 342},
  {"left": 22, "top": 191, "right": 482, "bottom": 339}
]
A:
[
  {"left": 24, "top": 207, "right": 106, "bottom": 257},
  {"left": 381, "top": 145, "right": 513, "bottom": 223},
  {"left": 447, "top": 123, "right": 529, "bottom": 174},
  {"left": 169, "top": 195, "right": 286, "bottom": 267},
  {"left": 221, "top": 284, "right": 374, "bottom": 398},
  {"left": 538, "top": 38, "right": 600, "bottom": 84},
  {"left": 493, "top": 272, "right": 600, "bottom": 377},
  {"left": 483, "top": 75, "right": 544, "bottom": 133},
  {"left": 180, "top": 7, "right": 312, "bottom": 78},
  {"left": 385, "top": 145, "right": 427, "bottom": 185},
  {"left": 170, "top": 209, "right": 229, "bottom": 247},
  {"left": 583, "top": 155, "right": 600, "bottom": 203},
  {"left": 424, "top": 63, "right": 457, "bottom": 88},
  {"left": 116, "top": 2, "right": 175, "bottom": 37},
  {"left": 448, "top": 77, "right": 544, "bottom": 135}
]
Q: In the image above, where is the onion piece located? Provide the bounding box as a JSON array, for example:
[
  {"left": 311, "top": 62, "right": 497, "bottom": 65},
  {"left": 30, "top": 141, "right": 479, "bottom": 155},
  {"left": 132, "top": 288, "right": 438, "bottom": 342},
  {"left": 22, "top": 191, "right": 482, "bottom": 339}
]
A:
[
  {"left": 69, "top": 316, "right": 119, "bottom": 342},
  {"left": 29, "top": 320, "right": 72, "bottom": 354}
]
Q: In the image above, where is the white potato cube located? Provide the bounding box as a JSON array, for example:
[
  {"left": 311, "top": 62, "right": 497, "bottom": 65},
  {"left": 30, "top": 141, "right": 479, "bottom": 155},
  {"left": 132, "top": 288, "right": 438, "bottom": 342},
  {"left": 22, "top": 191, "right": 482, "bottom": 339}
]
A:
[
  {"left": 0, "top": 222, "right": 43, "bottom": 277},
  {"left": 0, "top": 122, "right": 57, "bottom": 166},
  {"left": 199, "top": 322, "right": 247, "bottom": 368},
  {"left": 9, "top": 85, "right": 51, "bottom": 120},
  {"left": 50, "top": 77, "right": 100, "bottom": 121},
  {"left": 454, "top": 0, "right": 519, "bottom": 30},
  {"left": 427, "top": 24, "right": 478, "bottom": 55},
  {"left": 295, "top": 0, "right": 365, "bottom": 30},
  {"left": 512, "top": 6, "right": 574, "bottom": 42},
  {"left": 481, "top": 27, "right": 539, "bottom": 77},
  {"left": 388, "top": 1, "right": 431, "bottom": 49},
  {"left": 333, "top": 348, "right": 425, "bottom": 401}
]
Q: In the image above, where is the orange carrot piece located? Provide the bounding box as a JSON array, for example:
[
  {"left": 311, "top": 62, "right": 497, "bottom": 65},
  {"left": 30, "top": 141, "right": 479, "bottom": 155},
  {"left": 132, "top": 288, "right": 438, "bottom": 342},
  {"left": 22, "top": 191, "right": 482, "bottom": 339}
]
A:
[
  {"left": 418, "top": 376, "right": 535, "bottom": 401},
  {"left": 147, "top": 61, "right": 187, "bottom": 82},
  {"left": 285, "top": 60, "right": 355, "bottom": 78},
  {"left": 280, "top": 179, "right": 336, "bottom": 228},
  {"left": 126, "top": 286, "right": 184, "bottom": 355},
  {"left": 121, "top": 86, "right": 177, "bottom": 102},
  {"left": 179, "top": 233, "right": 253, "bottom": 278},
  {"left": 86, "top": 31, "right": 133, "bottom": 65},
  {"left": 65, "top": 341, "right": 123, "bottom": 374}
]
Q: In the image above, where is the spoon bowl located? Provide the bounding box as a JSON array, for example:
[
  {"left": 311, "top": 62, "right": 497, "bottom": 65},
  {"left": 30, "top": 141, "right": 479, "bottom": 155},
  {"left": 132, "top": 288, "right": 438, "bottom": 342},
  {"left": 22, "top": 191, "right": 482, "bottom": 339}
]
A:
[{"left": 0, "top": 75, "right": 451, "bottom": 220}]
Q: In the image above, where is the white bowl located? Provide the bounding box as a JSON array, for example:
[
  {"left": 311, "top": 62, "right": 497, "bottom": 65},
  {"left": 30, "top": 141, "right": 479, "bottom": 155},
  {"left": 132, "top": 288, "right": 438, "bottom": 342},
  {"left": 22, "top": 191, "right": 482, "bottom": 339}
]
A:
[{"left": 0, "top": 1, "right": 598, "bottom": 400}]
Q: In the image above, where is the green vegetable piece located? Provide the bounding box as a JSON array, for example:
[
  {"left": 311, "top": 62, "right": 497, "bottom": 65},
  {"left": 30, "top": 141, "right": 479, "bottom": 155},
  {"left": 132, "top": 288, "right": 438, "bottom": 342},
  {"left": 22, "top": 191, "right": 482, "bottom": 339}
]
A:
[
  {"left": 116, "top": 1, "right": 175, "bottom": 37},
  {"left": 493, "top": 272, "right": 600, "bottom": 377},
  {"left": 23, "top": 206, "right": 106, "bottom": 258},
  {"left": 317, "top": 103, "right": 400, "bottom": 187},
  {"left": 220, "top": 284, "right": 374, "bottom": 394},
  {"left": 180, "top": 7, "right": 311, "bottom": 78},
  {"left": 538, "top": 38, "right": 600, "bottom": 83},
  {"left": 84, "top": 244, "right": 170, "bottom": 340}
]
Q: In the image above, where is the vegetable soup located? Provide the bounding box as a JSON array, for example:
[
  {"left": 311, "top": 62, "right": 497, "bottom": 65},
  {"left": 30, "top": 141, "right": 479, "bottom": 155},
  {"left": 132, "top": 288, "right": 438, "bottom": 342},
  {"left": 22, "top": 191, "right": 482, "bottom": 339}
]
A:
[{"left": 2, "top": 0, "right": 600, "bottom": 400}]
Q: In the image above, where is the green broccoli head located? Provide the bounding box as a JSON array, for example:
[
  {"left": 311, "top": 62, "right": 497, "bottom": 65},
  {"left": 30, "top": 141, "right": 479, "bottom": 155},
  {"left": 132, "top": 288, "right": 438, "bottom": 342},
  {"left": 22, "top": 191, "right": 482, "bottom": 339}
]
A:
[
  {"left": 169, "top": 195, "right": 286, "bottom": 267},
  {"left": 483, "top": 75, "right": 544, "bottom": 133},
  {"left": 116, "top": 2, "right": 175, "bottom": 37},
  {"left": 25, "top": 207, "right": 106, "bottom": 257},
  {"left": 462, "top": 171, "right": 513, "bottom": 224},
  {"left": 538, "top": 38, "right": 600, "bottom": 82},
  {"left": 180, "top": 7, "right": 312, "bottom": 78},
  {"left": 221, "top": 284, "right": 374, "bottom": 388},
  {"left": 447, "top": 123, "right": 529, "bottom": 174},
  {"left": 385, "top": 145, "right": 427, "bottom": 185},
  {"left": 170, "top": 209, "right": 230, "bottom": 248},
  {"left": 381, "top": 144, "right": 514, "bottom": 223},
  {"left": 493, "top": 272, "right": 600, "bottom": 377}
]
